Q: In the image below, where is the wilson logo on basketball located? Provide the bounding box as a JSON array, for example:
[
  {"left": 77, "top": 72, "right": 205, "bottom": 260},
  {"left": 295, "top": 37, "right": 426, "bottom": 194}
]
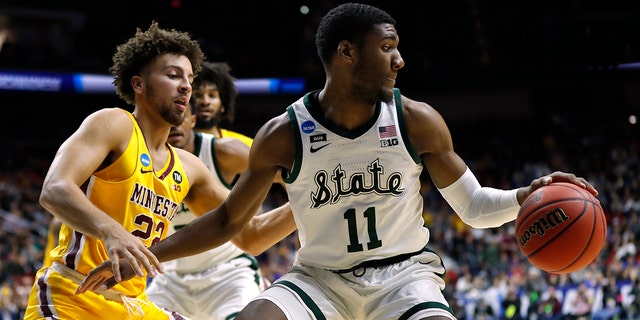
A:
[{"left": 518, "top": 208, "right": 570, "bottom": 247}]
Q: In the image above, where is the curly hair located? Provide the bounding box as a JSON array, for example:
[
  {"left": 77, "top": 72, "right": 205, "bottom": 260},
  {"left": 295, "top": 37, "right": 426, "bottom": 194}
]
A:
[
  {"left": 193, "top": 61, "right": 238, "bottom": 123},
  {"left": 110, "top": 21, "right": 205, "bottom": 105},
  {"left": 315, "top": 3, "right": 395, "bottom": 67}
]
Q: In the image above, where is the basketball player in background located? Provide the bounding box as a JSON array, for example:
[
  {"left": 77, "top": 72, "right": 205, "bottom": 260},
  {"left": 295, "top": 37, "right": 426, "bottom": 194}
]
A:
[
  {"left": 40, "top": 217, "right": 62, "bottom": 269},
  {"left": 78, "top": 4, "right": 597, "bottom": 319},
  {"left": 193, "top": 62, "right": 252, "bottom": 147},
  {"left": 25, "top": 21, "right": 294, "bottom": 320},
  {"left": 146, "top": 98, "right": 287, "bottom": 319},
  {"left": 192, "top": 61, "right": 286, "bottom": 191}
]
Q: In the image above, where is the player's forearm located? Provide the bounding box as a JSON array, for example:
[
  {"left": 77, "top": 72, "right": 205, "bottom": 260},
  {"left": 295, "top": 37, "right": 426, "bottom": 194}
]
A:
[
  {"left": 438, "top": 167, "right": 520, "bottom": 228},
  {"left": 150, "top": 204, "right": 243, "bottom": 262},
  {"left": 233, "top": 202, "right": 296, "bottom": 255},
  {"left": 40, "top": 180, "right": 120, "bottom": 240}
]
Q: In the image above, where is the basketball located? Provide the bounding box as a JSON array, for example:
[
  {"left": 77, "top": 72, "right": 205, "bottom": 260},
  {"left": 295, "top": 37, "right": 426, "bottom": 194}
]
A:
[{"left": 515, "top": 182, "right": 606, "bottom": 274}]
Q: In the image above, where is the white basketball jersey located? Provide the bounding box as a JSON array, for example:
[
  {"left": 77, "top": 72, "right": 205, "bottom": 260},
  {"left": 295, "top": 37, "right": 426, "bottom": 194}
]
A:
[
  {"left": 284, "top": 88, "right": 430, "bottom": 270},
  {"left": 162, "top": 132, "right": 244, "bottom": 273}
]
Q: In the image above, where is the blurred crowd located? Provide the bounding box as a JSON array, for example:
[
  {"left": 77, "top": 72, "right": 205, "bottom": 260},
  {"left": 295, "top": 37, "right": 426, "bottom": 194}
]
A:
[{"left": 1, "top": 111, "right": 639, "bottom": 319}]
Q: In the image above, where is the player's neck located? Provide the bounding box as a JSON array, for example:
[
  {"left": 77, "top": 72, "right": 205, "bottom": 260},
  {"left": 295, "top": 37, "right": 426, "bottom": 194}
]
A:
[
  {"left": 215, "top": 127, "right": 223, "bottom": 137},
  {"left": 184, "top": 131, "right": 197, "bottom": 154}
]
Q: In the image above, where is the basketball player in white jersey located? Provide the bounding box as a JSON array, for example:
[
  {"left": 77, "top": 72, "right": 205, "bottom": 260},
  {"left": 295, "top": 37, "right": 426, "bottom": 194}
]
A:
[
  {"left": 78, "top": 4, "right": 597, "bottom": 320},
  {"left": 146, "top": 99, "right": 277, "bottom": 319}
]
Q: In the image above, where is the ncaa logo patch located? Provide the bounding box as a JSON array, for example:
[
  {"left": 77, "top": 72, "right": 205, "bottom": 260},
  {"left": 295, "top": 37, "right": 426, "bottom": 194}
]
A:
[
  {"left": 140, "top": 154, "right": 151, "bottom": 167},
  {"left": 301, "top": 120, "right": 316, "bottom": 134}
]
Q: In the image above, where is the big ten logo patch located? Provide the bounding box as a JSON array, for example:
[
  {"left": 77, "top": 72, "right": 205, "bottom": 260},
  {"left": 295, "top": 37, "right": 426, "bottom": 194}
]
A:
[{"left": 380, "top": 138, "right": 398, "bottom": 148}]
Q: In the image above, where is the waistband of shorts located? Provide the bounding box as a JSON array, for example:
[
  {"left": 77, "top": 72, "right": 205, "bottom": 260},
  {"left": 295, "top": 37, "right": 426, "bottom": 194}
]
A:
[
  {"left": 50, "top": 262, "right": 127, "bottom": 302},
  {"left": 50, "top": 262, "right": 149, "bottom": 317},
  {"left": 328, "top": 247, "right": 425, "bottom": 274}
]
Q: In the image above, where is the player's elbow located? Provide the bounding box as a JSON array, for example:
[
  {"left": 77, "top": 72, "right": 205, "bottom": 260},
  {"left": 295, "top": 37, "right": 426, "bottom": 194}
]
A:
[
  {"left": 457, "top": 206, "right": 515, "bottom": 229},
  {"left": 232, "top": 235, "right": 266, "bottom": 256},
  {"left": 39, "top": 180, "right": 66, "bottom": 212},
  {"left": 39, "top": 190, "right": 53, "bottom": 210},
  {"left": 231, "top": 220, "right": 270, "bottom": 255},
  {"left": 461, "top": 216, "right": 506, "bottom": 229},
  {"left": 240, "top": 243, "right": 266, "bottom": 257}
]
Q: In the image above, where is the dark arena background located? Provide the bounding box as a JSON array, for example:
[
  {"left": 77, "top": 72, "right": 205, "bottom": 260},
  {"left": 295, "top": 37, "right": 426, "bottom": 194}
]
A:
[{"left": 2, "top": 1, "right": 640, "bottom": 319}]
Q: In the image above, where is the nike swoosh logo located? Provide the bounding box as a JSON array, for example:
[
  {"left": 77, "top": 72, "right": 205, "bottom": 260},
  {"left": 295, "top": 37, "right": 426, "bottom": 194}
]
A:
[
  {"left": 140, "top": 168, "right": 154, "bottom": 174},
  {"left": 310, "top": 143, "right": 331, "bottom": 153}
]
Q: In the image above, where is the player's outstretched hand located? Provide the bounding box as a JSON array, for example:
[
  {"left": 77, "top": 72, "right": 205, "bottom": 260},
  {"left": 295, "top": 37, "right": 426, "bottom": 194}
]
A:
[
  {"left": 75, "top": 259, "right": 133, "bottom": 294},
  {"left": 102, "top": 227, "right": 164, "bottom": 282}
]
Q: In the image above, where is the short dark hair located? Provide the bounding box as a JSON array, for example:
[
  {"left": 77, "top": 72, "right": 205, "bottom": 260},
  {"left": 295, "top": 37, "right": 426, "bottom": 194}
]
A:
[
  {"left": 110, "top": 21, "right": 205, "bottom": 105},
  {"left": 193, "top": 61, "right": 238, "bottom": 123},
  {"left": 315, "top": 3, "right": 395, "bottom": 66}
]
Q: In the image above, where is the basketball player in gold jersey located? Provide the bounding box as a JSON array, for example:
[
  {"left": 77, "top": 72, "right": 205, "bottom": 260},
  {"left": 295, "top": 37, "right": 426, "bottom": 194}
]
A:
[
  {"left": 24, "top": 21, "right": 294, "bottom": 320},
  {"left": 41, "top": 217, "right": 61, "bottom": 268},
  {"left": 192, "top": 62, "right": 254, "bottom": 153}
]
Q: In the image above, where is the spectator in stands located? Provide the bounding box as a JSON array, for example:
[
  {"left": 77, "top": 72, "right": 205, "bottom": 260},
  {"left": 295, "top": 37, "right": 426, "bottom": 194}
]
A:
[
  {"left": 538, "top": 285, "right": 563, "bottom": 320},
  {"left": 568, "top": 283, "right": 594, "bottom": 320},
  {"left": 592, "top": 276, "right": 627, "bottom": 320},
  {"left": 474, "top": 297, "right": 496, "bottom": 320},
  {"left": 501, "top": 285, "right": 524, "bottom": 320}
]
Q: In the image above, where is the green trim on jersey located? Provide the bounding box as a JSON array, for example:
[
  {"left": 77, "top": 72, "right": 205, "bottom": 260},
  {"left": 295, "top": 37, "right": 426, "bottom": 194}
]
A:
[
  {"left": 305, "top": 90, "right": 382, "bottom": 140},
  {"left": 284, "top": 88, "right": 422, "bottom": 182},
  {"left": 209, "top": 135, "right": 233, "bottom": 189},
  {"left": 194, "top": 132, "right": 233, "bottom": 189},
  {"left": 393, "top": 88, "right": 422, "bottom": 164},
  {"left": 398, "top": 301, "right": 454, "bottom": 320},
  {"left": 284, "top": 104, "right": 304, "bottom": 184}
]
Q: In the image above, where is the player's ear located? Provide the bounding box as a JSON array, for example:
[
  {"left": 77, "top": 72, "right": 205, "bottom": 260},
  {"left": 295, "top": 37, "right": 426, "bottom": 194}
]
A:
[
  {"left": 131, "top": 76, "right": 144, "bottom": 94},
  {"left": 338, "top": 40, "right": 354, "bottom": 61}
]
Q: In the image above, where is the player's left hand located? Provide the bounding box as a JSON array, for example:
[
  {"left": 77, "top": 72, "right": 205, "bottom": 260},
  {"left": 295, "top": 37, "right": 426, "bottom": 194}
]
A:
[
  {"left": 75, "top": 259, "right": 134, "bottom": 294},
  {"left": 518, "top": 171, "right": 598, "bottom": 204}
]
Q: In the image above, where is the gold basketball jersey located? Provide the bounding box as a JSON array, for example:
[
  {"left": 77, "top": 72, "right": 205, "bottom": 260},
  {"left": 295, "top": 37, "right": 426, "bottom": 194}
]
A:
[
  {"left": 50, "top": 109, "right": 189, "bottom": 297},
  {"left": 220, "top": 128, "right": 253, "bottom": 147}
]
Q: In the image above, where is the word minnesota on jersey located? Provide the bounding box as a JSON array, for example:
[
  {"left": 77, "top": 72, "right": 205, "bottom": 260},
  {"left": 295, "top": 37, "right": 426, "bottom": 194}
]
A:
[{"left": 130, "top": 182, "right": 180, "bottom": 220}]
